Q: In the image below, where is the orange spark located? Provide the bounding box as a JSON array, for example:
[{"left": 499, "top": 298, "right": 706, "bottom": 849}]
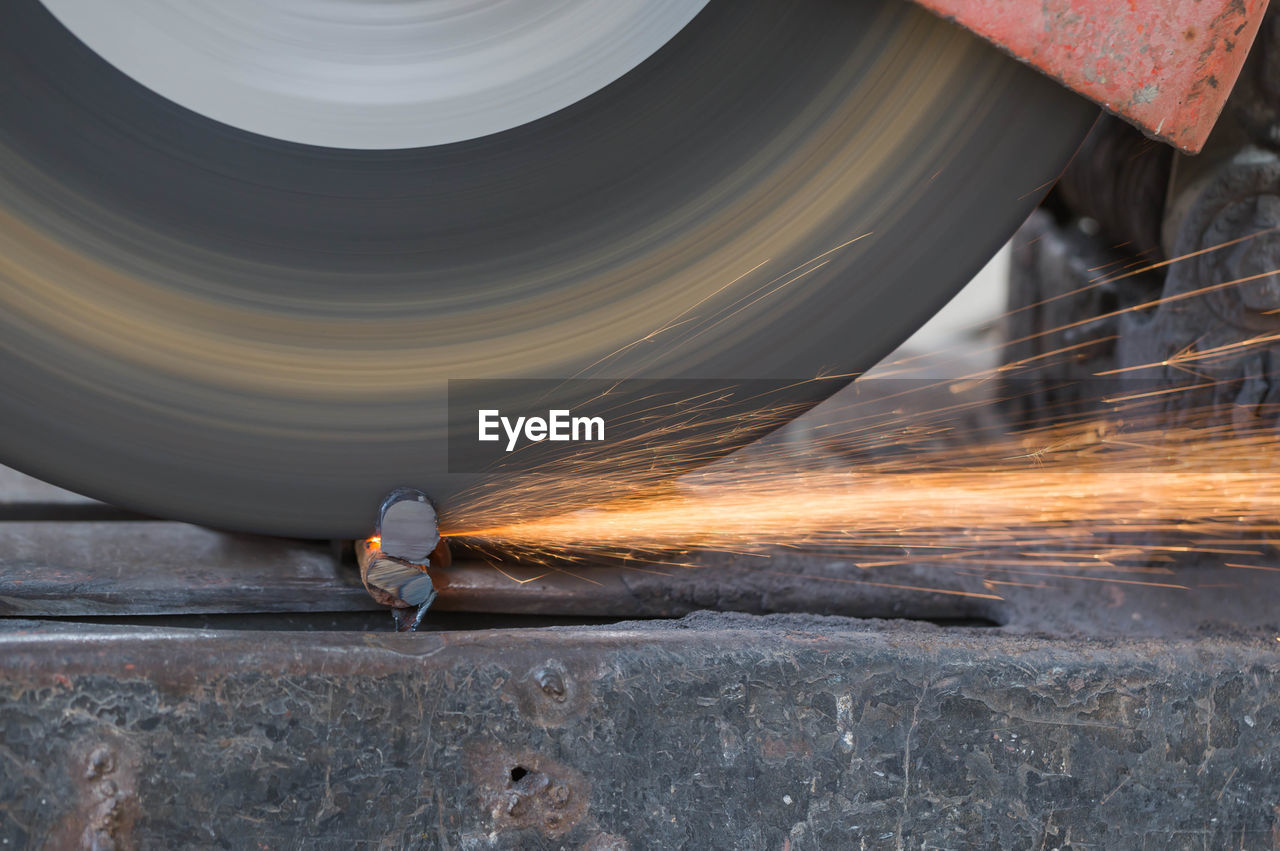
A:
[{"left": 440, "top": 241, "right": 1280, "bottom": 602}]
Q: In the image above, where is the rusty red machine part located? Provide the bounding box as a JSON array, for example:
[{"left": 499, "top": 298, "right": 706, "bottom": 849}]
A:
[{"left": 919, "top": 0, "right": 1270, "bottom": 152}]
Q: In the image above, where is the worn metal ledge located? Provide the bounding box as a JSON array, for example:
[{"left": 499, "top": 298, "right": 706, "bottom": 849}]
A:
[{"left": 1, "top": 614, "right": 1276, "bottom": 849}]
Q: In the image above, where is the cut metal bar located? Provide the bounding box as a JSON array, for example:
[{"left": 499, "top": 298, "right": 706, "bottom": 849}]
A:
[{"left": 376, "top": 487, "right": 441, "bottom": 563}]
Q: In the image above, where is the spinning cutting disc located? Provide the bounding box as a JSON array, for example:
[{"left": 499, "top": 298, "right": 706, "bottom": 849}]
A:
[{"left": 0, "top": 0, "right": 1096, "bottom": 537}]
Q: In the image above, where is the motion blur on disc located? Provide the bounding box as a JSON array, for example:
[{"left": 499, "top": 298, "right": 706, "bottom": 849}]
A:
[
  {"left": 38, "top": 0, "right": 709, "bottom": 148},
  {"left": 0, "top": 0, "right": 1096, "bottom": 537}
]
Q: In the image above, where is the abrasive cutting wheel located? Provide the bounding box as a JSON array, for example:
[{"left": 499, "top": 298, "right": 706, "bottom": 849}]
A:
[{"left": 0, "top": 0, "right": 1096, "bottom": 537}]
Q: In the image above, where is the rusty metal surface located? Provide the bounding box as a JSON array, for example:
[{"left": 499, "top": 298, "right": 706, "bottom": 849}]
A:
[
  {"left": 0, "top": 615, "right": 1276, "bottom": 848},
  {"left": 6, "top": 521, "right": 1280, "bottom": 637},
  {"left": 2, "top": 504, "right": 1279, "bottom": 637},
  {"left": 913, "top": 0, "right": 1269, "bottom": 152},
  {"left": 0, "top": 522, "right": 371, "bottom": 617}
]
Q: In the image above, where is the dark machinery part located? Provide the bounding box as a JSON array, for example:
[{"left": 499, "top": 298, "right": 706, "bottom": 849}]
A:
[
  {"left": 1050, "top": 114, "right": 1173, "bottom": 263},
  {"left": 1009, "top": 3, "right": 1280, "bottom": 432}
]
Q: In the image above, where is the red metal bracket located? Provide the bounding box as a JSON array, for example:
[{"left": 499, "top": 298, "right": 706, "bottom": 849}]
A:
[{"left": 915, "top": 0, "right": 1270, "bottom": 153}]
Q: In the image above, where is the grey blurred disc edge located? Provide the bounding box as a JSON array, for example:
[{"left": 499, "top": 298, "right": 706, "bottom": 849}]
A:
[{"left": 0, "top": 0, "right": 1097, "bottom": 537}]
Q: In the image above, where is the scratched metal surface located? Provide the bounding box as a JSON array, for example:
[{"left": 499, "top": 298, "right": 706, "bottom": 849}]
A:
[{"left": 0, "top": 616, "right": 1277, "bottom": 849}]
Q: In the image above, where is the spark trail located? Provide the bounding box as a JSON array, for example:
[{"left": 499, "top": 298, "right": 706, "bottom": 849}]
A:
[
  {"left": 440, "top": 229, "right": 1280, "bottom": 591},
  {"left": 448, "top": 415, "right": 1280, "bottom": 573}
]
